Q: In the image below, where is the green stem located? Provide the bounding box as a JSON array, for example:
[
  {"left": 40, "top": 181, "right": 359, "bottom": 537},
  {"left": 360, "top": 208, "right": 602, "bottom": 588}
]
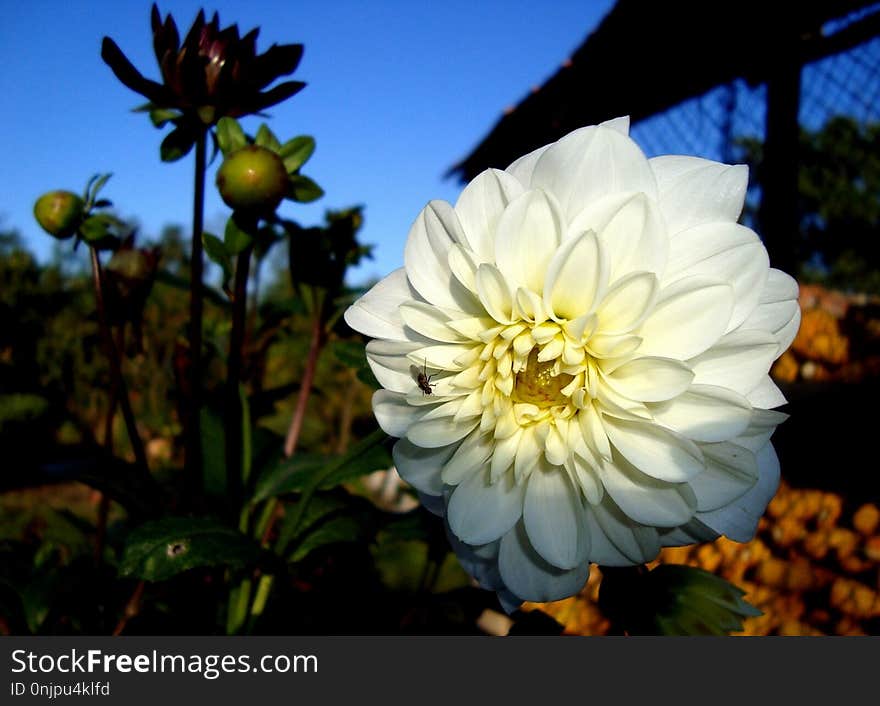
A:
[
  {"left": 225, "top": 244, "right": 253, "bottom": 513},
  {"left": 89, "top": 247, "right": 149, "bottom": 475},
  {"left": 184, "top": 129, "right": 208, "bottom": 505}
]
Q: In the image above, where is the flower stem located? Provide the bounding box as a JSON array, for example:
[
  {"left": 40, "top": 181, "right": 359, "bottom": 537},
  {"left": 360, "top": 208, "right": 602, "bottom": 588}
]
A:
[
  {"left": 256, "top": 294, "right": 326, "bottom": 545},
  {"left": 184, "top": 129, "right": 208, "bottom": 505},
  {"left": 225, "top": 244, "right": 253, "bottom": 512},
  {"left": 89, "top": 247, "right": 149, "bottom": 476},
  {"left": 283, "top": 292, "right": 326, "bottom": 457}
]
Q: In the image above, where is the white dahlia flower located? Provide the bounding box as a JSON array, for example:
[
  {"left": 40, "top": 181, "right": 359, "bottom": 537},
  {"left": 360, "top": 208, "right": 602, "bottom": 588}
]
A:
[{"left": 344, "top": 117, "right": 800, "bottom": 609}]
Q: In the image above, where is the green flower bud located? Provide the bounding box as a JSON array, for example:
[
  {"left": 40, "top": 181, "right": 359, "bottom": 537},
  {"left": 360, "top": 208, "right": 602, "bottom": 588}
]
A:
[
  {"left": 33, "top": 190, "right": 85, "bottom": 239},
  {"left": 215, "top": 145, "right": 288, "bottom": 214}
]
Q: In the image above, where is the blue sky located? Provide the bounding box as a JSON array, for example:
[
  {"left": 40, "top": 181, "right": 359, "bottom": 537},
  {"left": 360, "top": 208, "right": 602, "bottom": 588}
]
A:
[{"left": 1, "top": 0, "right": 616, "bottom": 284}]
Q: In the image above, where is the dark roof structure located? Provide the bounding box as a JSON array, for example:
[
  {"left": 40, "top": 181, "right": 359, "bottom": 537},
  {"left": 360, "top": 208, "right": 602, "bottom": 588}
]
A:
[{"left": 448, "top": 0, "right": 880, "bottom": 183}]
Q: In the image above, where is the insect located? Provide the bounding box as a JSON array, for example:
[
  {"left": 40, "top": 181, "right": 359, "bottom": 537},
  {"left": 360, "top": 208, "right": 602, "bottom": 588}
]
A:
[{"left": 412, "top": 359, "right": 437, "bottom": 395}]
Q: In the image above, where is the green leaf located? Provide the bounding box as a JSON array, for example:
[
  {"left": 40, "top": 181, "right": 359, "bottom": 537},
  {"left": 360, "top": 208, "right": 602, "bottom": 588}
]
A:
[
  {"left": 254, "top": 124, "right": 282, "bottom": 153},
  {"left": 250, "top": 429, "right": 390, "bottom": 505},
  {"left": 79, "top": 213, "right": 119, "bottom": 244},
  {"left": 119, "top": 517, "right": 261, "bottom": 582},
  {"left": 281, "top": 490, "right": 377, "bottom": 563},
  {"left": 149, "top": 108, "right": 180, "bottom": 128},
  {"left": 280, "top": 136, "right": 315, "bottom": 173},
  {"left": 87, "top": 173, "right": 112, "bottom": 203},
  {"left": 202, "top": 231, "right": 233, "bottom": 287},
  {"left": 216, "top": 117, "right": 247, "bottom": 156},
  {"left": 224, "top": 214, "right": 254, "bottom": 255},
  {"left": 286, "top": 174, "right": 324, "bottom": 203},
  {"left": 201, "top": 406, "right": 226, "bottom": 496},
  {"left": 160, "top": 126, "right": 196, "bottom": 162}
]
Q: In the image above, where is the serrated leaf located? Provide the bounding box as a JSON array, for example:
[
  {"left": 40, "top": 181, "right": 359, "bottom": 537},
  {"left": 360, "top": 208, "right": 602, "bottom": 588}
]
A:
[
  {"left": 224, "top": 214, "right": 253, "bottom": 255},
  {"left": 280, "top": 136, "right": 315, "bottom": 173},
  {"left": 216, "top": 117, "right": 247, "bottom": 156},
  {"left": 254, "top": 124, "right": 282, "bottom": 153},
  {"left": 119, "top": 517, "right": 261, "bottom": 582},
  {"left": 286, "top": 174, "right": 324, "bottom": 203}
]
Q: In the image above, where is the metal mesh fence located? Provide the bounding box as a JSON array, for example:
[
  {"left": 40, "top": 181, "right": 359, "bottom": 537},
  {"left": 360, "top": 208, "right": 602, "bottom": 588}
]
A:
[{"left": 630, "top": 29, "right": 880, "bottom": 164}]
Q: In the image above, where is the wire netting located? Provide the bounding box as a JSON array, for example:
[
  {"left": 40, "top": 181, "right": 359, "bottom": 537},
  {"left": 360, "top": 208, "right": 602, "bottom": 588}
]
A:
[{"left": 630, "top": 18, "right": 880, "bottom": 164}]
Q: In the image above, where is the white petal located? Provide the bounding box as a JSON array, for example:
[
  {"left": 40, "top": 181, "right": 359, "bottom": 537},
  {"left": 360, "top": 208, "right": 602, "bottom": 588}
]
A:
[
  {"left": 648, "top": 384, "right": 752, "bottom": 442},
  {"left": 597, "top": 455, "right": 697, "bottom": 527},
  {"left": 454, "top": 168, "right": 525, "bottom": 261},
  {"left": 637, "top": 276, "right": 734, "bottom": 360},
  {"left": 408, "top": 343, "right": 479, "bottom": 371},
  {"left": 592, "top": 499, "right": 661, "bottom": 565},
  {"left": 403, "top": 200, "right": 480, "bottom": 313},
  {"left": 602, "top": 416, "right": 705, "bottom": 482},
  {"left": 366, "top": 339, "right": 422, "bottom": 393},
  {"left": 406, "top": 416, "right": 478, "bottom": 448},
  {"left": 475, "top": 263, "right": 515, "bottom": 324},
  {"left": 650, "top": 155, "right": 748, "bottom": 234},
  {"left": 523, "top": 466, "right": 584, "bottom": 569},
  {"left": 399, "top": 301, "right": 468, "bottom": 343},
  {"left": 658, "top": 519, "right": 719, "bottom": 547},
  {"left": 543, "top": 230, "right": 607, "bottom": 320},
  {"left": 447, "top": 468, "right": 525, "bottom": 545},
  {"left": 441, "top": 428, "right": 494, "bottom": 485},
  {"left": 581, "top": 505, "right": 635, "bottom": 566},
  {"left": 688, "top": 442, "right": 758, "bottom": 512},
  {"left": 344, "top": 268, "right": 415, "bottom": 341},
  {"left": 697, "top": 442, "right": 780, "bottom": 542},
  {"left": 505, "top": 143, "right": 551, "bottom": 187},
  {"left": 741, "top": 268, "right": 801, "bottom": 352},
  {"left": 596, "top": 271, "right": 658, "bottom": 334},
  {"left": 689, "top": 329, "right": 780, "bottom": 395},
  {"left": 392, "top": 439, "right": 456, "bottom": 495},
  {"left": 495, "top": 189, "right": 563, "bottom": 294},
  {"left": 514, "top": 426, "right": 543, "bottom": 484},
  {"left": 600, "top": 115, "right": 631, "bottom": 135},
  {"left": 732, "top": 408, "right": 788, "bottom": 453},
  {"left": 664, "top": 222, "right": 769, "bottom": 330},
  {"left": 603, "top": 356, "right": 694, "bottom": 402},
  {"left": 373, "top": 389, "right": 422, "bottom": 438},
  {"left": 746, "top": 376, "right": 788, "bottom": 409},
  {"left": 531, "top": 125, "right": 658, "bottom": 223},
  {"left": 498, "top": 521, "right": 590, "bottom": 602},
  {"left": 570, "top": 454, "right": 603, "bottom": 505},
  {"left": 594, "top": 192, "right": 667, "bottom": 282},
  {"left": 447, "top": 243, "right": 480, "bottom": 293}
]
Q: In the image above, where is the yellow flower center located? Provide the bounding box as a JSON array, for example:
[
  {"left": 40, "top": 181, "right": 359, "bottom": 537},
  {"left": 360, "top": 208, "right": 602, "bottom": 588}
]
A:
[{"left": 512, "top": 350, "right": 573, "bottom": 408}]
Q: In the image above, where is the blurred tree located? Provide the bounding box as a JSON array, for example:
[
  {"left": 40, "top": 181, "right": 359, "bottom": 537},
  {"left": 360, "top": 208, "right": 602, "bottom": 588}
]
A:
[{"left": 737, "top": 116, "right": 880, "bottom": 293}]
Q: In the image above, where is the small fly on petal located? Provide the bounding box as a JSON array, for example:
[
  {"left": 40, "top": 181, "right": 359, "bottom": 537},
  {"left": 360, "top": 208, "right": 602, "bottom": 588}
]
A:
[{"left": 412, "top": 359, "right": 437, "bottom": 395}]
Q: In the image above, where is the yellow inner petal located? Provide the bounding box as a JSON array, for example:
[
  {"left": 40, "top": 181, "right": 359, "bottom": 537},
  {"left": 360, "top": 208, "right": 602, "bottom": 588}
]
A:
[{"left": 512, "top": 349, "right": 573, "bottom": 408}]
